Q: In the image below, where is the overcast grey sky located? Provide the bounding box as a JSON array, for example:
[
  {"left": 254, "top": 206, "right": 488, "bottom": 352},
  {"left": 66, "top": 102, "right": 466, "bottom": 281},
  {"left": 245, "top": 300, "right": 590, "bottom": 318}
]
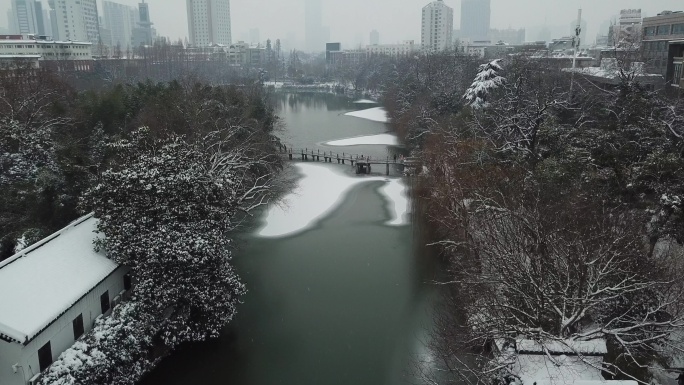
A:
[{"left": 1, "top": 0, "right": 683, "bottom": 48}]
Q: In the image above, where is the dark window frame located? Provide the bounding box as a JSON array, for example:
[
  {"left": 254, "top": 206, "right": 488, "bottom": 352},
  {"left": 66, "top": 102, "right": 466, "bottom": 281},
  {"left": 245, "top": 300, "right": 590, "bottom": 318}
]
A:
[
  {"left": 100, "top": 291, "right": 110, "bottom": 314},
  {"left": 72, "top": 314, "right": 84, "bottom": 340},
  {"left": 123, "top": 273, "right": 132, "bottom": 291}
]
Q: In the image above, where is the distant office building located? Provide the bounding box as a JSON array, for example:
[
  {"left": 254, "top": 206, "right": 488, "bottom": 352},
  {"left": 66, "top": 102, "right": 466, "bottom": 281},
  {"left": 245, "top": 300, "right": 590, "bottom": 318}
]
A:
[
  {"left": 186, "top": 0, "right": 232, "bottom": 46},
  {"left": 305, "top": 0, "right": 325, "bottom": 52},
  {"left": 596, "top": 34, "right": 609, "bottom": 46},
  {"left": 642, "top": 10, "right": 684, "bottom": 83},
  {"left": 490, "top": 28, "right": 525, "bottom": 45},
  {"left": 609, "top": 9, "right": 642, "bottom": 47},
  {"left": 461, "top": 0, "right": 490, "bottom": 41},
  {"left": 10, "top": 0, "right": 45, "bottom": 35},
  {"left": 41, "top": 8, "right": 51, "bottom": 36},
  {"left": 366, "top": 40, "right": 418, "bottom": 57},
  {"left": 132, "top": 1, "right": 154, "bottom": 47},
  {"left": 49, "top": 0, "right": 100, "bottom": 43},
  {"left": 421, "top": 0, "right": 454, "bottom": 52},
  {"left": 370, "top": 29, "right": 380, "bottom": 45},
  {"left": 48, "top": 0, "right": 58, "bottom": 39},
  {"left": 249, "top": 28, "right": 260, "bottom": 45},
  {"left": 102, "top": 1, "right": 136, "bottom": 50},
  {"left": 326, "top": 42, "right": 341, "bottom": 64}
]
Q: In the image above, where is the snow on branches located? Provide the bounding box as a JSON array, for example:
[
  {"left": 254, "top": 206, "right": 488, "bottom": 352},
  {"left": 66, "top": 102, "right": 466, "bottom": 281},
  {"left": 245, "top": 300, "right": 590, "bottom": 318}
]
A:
[{"left": 463, "top": 59, "right": 506, "bottom": 109}]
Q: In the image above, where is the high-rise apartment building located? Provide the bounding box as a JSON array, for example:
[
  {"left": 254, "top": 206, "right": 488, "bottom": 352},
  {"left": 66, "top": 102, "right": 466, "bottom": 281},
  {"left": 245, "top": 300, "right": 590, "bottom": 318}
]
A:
[
  {"left": 421, "top": 0, "right": 454, "bottom": 52},
  {"left": 102, "top": 1, "right": 136, "bottom": 50},
  {"left": 461, "top": 0, "right": 490, "bottom": 42},
  {"left": 186, "top": 0, "right": 232, "bottom": 47},
  {"left": 10, "top": 0, "right": 45, "bottom": 35},
  {"left": 305, "top": 0, "right": 324, "bottom": 52},
  {"left": 49, "top": 0, "right": 100, "bottom": 43}
]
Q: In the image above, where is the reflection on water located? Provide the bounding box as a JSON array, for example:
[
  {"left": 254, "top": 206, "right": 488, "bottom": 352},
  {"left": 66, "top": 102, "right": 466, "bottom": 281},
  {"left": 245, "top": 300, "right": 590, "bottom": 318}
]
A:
[
  {"left": 140, "top": 92, "right": 440, "bottom": 385},
  {"left": 274, "top": 92, "right": 369, "bottom": 113}
]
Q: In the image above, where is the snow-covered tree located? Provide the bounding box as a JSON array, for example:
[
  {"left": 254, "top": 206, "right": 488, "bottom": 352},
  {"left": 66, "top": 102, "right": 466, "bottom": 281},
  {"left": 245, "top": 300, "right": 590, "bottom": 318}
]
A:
[
  {"left": 81, "top": 127, "right": 273, "bottom": 346},
  {"left": 463, "top": 59, "right": 506, "bottom": 109}
]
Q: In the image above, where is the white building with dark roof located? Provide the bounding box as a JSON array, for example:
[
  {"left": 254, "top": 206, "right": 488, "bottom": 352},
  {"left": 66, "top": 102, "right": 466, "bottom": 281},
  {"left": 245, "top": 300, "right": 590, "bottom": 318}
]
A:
[{"left": 0, "top": 215, "right": 130, "bottom": 385}]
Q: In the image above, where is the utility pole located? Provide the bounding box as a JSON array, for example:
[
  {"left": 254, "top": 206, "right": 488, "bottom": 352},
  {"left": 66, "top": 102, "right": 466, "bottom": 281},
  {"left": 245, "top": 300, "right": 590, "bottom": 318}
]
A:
[
  {"left": 570, "top": 8, "right": 582, "bottom": 101},
  {"left": 572, "top": 8, "right": 582, "bottom": 70}
]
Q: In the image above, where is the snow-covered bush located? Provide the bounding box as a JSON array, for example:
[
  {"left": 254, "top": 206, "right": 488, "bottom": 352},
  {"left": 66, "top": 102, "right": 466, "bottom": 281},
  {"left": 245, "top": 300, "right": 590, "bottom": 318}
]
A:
[{"left": 41, "top": 303, "right": 157, "bottom": 385}]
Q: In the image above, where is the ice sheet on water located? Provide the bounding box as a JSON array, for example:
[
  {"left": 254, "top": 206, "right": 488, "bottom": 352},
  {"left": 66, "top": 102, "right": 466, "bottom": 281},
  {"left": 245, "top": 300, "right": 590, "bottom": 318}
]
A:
[
  {"left": 344, "top": 107, "right": 389, "bottom": 123},
  {"left": 257, "top": 163, "right": 409, "bottom": 238},
  {"left": 325, "top": 134, "right": 399, "bottom": 147}
]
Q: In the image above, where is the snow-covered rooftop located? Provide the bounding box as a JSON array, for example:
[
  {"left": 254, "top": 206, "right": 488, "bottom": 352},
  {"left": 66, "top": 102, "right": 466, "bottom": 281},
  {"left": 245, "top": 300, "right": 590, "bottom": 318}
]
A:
[{"left": 0, "top": 215, "right": 118, "bottom": 344}]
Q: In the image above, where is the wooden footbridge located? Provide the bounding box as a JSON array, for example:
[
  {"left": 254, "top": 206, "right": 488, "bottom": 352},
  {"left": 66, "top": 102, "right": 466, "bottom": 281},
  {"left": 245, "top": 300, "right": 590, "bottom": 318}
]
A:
[{"left": 278, "top": 144, "right": 419, "bottom": 175}]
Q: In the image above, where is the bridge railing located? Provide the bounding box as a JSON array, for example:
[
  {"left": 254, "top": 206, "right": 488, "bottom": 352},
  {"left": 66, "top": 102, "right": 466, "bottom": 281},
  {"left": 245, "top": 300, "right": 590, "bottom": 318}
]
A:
[{"left": 276, "top": 144, "right": 406, "bottom": 165}]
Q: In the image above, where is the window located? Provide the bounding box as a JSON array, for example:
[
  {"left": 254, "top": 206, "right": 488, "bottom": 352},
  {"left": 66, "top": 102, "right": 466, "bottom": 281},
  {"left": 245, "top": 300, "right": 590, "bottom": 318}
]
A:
[
  {"left": 38, "top": 341, "right": 52, "bottom": 372},
  {"left": 644, "top": 26, "right": 656, "bottom": 36},
  {"left": 656, "top": 25, "right": 671, "bottom": 35},
  {"left": 100, "top": 291, "right": 110, "bottom": 314},
  {"left": 123, "top": 273, "right": 132, "bottom": 291},
  {"left": 72, "top": 314, "right": 84, "bottom": 340},
  {"left": 674, "top": 23, "right": 684, "bottom": 35}
]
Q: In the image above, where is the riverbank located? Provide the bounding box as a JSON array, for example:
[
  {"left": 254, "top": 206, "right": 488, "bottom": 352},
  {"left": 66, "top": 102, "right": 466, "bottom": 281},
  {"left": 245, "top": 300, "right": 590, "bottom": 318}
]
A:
[{"left": 139, "top": 92, "right": 440, "bottom": 385}]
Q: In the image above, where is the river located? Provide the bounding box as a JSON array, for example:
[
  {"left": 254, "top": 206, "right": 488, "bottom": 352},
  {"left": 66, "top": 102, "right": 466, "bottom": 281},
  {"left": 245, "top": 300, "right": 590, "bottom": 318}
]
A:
[{"left": 140, "top": 92, "right": 440, "bottom": 385}]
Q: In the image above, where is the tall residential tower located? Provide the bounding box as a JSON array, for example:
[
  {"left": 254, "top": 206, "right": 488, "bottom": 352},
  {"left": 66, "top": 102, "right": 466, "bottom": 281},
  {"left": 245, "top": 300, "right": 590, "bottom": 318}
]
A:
[
  {"left": 186, "top": 0, "right": 231, "bottom": 46},
  {"left": 102, "top": 1, "right": 136, "bottom": 50},
  {"left": 421, "top": 0, "right": 454, "bottom": 52},
  {"left": 461, "top": 0, "right": 490, "bottom": 42},
  {"left": 49, "top": 0, "right": 100, "bottom": 43}
]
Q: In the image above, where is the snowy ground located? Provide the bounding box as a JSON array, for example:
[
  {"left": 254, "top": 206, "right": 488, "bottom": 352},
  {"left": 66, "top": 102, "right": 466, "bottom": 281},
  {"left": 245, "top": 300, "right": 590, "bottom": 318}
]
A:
[
  {"left": 353, "top": 99, "right": 378, "bottom": 104},
  {"left": 345, "top": 107, "right": 389, "bottom": 123},
  {"left": 325, "top": 133, "right": 399, "bottom": 147},
  {"left": 257, "top": 163, "right": 409, "bottom": 238}
]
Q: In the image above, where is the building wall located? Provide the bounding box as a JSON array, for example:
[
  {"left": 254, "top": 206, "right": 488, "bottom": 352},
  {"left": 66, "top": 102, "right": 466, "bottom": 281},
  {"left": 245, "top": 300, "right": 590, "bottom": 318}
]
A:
[
  {"left": 0, "top": 266, "right": 129, "bottom": 385},
  {"left": 187, "top": 0, "right": 231, "bottom": 47},
  {"left": 0, "top": 39, "right": 93, "bottom": 61},
  {"left": 421, "top": 0, "right": 454, "bottom": 52},
  {"left": 461, "top": 0, "right": 490, "bottom": 41},
  {"left": 642, "top": 11, "right": 684, "bottom": 77},
  {"left": 366, "top": 40, "right": 418, "bottom": 57}
]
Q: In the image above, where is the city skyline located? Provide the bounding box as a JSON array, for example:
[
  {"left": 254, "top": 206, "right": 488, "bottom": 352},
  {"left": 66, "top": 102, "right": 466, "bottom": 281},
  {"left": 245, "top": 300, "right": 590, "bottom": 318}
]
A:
[{"left": 0, "top": 0, "right": 683, "bottom": 48}]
